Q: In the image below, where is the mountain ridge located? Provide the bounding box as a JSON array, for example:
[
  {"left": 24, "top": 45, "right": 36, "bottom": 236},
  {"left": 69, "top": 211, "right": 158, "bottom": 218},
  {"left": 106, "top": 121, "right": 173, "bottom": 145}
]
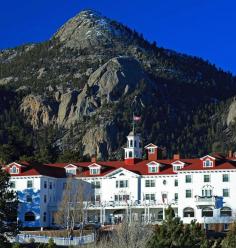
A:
[{"left": 0, "top": 9, "right": 236, "bottom": 163}]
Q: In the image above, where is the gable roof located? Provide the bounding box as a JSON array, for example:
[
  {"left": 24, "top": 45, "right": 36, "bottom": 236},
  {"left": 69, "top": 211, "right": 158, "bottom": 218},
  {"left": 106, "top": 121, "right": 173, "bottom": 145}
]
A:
[
  {"left": 105, "top": 167, "right": 140, "bottom": 178},
  {"left": 200, "top": 155, "right": 216, "bottom": 161},
  {"left": 144, "top": 143, "right": 158, "bottom": 149}
]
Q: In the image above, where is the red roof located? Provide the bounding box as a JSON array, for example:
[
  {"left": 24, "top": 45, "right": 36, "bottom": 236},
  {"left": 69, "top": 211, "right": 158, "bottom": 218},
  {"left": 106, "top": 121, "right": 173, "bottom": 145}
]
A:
[{"left": 4, "top": 155, "right": 236, "bottom": 178}]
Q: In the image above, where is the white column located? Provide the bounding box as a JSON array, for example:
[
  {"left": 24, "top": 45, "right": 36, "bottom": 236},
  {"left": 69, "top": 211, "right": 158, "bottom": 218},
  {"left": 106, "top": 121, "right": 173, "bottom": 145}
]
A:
[
  {"left": 103, "top": 208, "right": 106, "bottom": 224},
  {"left": 147, "top": 207, "right": 150, "bottom": 223},
  {"left": 100, "top": 208, "right": 103, "bottom": 225}
]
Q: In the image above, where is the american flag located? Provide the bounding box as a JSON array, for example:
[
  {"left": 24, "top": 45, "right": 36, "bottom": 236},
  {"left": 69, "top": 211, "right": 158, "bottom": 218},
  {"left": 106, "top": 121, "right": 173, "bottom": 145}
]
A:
[{"left": 133, "top": 116, "right": 141, "bottom": 121}]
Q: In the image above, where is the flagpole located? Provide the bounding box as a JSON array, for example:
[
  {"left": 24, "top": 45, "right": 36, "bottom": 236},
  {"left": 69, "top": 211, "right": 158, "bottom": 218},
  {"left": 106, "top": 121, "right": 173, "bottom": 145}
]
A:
[{"left": 132, "top": 112, "right": 135, "bottom": 134}]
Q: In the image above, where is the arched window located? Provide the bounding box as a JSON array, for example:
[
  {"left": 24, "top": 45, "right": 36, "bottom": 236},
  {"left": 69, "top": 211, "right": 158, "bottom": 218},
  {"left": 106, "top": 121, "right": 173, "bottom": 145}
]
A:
[
  {"left": 202, "top": 207, "right": 213, "bottom": 217},
  {"left": 220, "top": 207, "right": 232, "bottom": 217},
  {"left": 183, "top": 207, "right": 194, "bottom": 217},
  {"left": 25, "top": 212, "right": 35, "bottom": 222},
  {"left": 157, "top": 210, "right": 163, "bottom": 220}
]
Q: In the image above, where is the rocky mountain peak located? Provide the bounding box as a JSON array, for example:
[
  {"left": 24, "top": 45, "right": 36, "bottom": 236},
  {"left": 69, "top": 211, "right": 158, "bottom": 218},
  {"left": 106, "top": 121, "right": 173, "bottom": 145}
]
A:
[{"left": 54, "top": 9, "right": 123, "bottom": 49}]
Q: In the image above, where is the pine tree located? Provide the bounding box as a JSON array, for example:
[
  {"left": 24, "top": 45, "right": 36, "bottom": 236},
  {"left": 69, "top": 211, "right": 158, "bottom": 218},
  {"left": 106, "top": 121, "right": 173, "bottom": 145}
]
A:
[
  {"left": 0, "top": 165, "right": 18, "bottom": 248},
  {"left": 148, "top": 206, "right": 206, "bottom": 248},
  {"left": 221, "top": 223, "right": 236, "bottom": 248},
  {"left": 47, "top": 238, "right": 56, "bottom": 248}
]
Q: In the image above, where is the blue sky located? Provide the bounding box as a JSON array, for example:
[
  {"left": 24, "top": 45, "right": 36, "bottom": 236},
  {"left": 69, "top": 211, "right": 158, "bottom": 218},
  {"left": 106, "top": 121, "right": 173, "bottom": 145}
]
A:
[{"left": 0, "top": 0, "right": 235, "bottom": 74}]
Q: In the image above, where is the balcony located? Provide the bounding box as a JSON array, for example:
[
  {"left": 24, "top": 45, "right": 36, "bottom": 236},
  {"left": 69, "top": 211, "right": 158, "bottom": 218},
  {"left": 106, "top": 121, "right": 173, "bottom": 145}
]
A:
[
  {"left": 195, "top": 196, "right": 216, "bottom": 207},
  {"left": 84, "top": 199, "right": 178, "bottom": 209}
]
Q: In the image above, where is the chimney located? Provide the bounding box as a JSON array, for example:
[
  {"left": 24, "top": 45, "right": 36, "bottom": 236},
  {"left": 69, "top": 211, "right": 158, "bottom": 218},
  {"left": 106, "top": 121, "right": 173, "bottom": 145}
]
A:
[
  {"left": 91, "top": 156, "right": 96, "bottom": 163},
  {"left": 228, "top": 150, "right": 233, "bottom": 158},
  {"left": 173, "top": 154, "right": 180, "bottom": 160}
]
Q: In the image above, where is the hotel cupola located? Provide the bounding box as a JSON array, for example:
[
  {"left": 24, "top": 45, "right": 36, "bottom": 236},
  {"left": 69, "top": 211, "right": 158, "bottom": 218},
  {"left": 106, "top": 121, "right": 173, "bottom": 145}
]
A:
[{"left": 124, "top": 130, "right": 142, "bottom": 165}]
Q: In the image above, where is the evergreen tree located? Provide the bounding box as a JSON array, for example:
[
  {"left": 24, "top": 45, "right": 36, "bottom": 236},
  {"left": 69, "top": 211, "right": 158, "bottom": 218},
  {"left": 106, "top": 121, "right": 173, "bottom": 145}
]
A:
[
  {"left": 0, "top": 165, "right": 18, "bottom": 247},
  {"left": 47, "top": 238, "right": 56, "bottom": 248},
  {"left": 221, "top": 223, "right": 236, "bottom": 248},
  {"left": 148, "top": 206, "right": 206, "bottom": 248}
]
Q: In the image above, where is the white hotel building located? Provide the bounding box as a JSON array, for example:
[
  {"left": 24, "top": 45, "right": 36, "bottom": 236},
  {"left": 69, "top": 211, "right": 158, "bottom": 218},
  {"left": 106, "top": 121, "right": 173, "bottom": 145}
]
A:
[{"left": 4, "top": 130, "right": 236, "bottom": 231}]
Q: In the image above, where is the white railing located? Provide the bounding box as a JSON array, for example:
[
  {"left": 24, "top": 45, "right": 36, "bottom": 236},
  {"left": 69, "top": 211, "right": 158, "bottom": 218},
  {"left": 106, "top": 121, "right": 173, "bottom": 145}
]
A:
[
  {"left": 14, "top": 233, "right": 95, "bottom": 246},
  {"left": 84, "top": 200, "right": 178, "bottom": 208},
  {"left": 195, "top": 196, "right": 215, "bottom": 206}
]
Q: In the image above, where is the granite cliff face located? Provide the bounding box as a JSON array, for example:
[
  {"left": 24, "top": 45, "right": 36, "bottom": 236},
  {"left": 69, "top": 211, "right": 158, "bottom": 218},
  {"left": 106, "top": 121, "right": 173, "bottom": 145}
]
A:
[{"left": 1, "top": 9, "right": 236, "bottom": 161}]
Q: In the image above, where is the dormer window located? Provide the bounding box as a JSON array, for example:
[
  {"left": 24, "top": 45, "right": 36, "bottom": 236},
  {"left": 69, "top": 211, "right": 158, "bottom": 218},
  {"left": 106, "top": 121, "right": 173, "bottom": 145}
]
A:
[
  {"left": 89, "top": 163, "right": 101, "bottom": 175},
  {"left": 171, "top": 161, "right": 185, "bottom": 172},
  {"left": 10, "top": 166, "right": 19, "bottom": 174},
  {"left": 147, "top": 162, "right": 160, "bottom": 173},
  {"left": 64, "top": 164, "right": 77, "bottom": 176},
  {"left": 66, "top": 168, "right": 77, "bottom": 175},
  {"left": 203, "top": 159, "right": 213, "bottom": 168},
  {"left": 149, "top": 166, "right": 158, "bottom": 173},
  {"left": 200, "top": 155, "right": 215, "bottom": 168},
  {"left": 90, "top": 168, "right": 100, "bottom": 175}
]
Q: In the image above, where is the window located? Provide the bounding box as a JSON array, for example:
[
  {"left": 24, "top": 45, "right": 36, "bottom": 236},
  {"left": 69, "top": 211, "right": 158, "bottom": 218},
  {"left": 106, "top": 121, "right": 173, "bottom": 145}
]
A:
[
  {"left": 66, "top": 168, "right": 77, "bottom": 175},
  {"left": 223, "top": 189, "right": 229, "bottom": 197},
  {"left": 27, "top": 180, "right": 33, "bottom": 188},
  {"left": 185, "top": 190, "right": 192, "bottom": 198},
  {"left": 202, "top": 207, "right": 213, "bottom": 217},
  {"left": 26, "top": 195, "right": 32, "bottom": 203},
  {"left": 163, "top": 180, "right": 167, "bottom": 185},
  {"left": 95, "top": 194, "right": 101, "bottom": 202},
  {"left": 44, "top": 181, "right": 47, "bottom": 189},
  {"left": 174, "top": 179, "right": 178, "bottom": 187},
  {"left": 44, "top": 195, "right": 47, "bottom": 203},
  {"left": 114, "top": 195, "right": 129, "bottom": 201},
  {"left": 10, "top": 166, "right": 19, "bottom": 174},
  {"left": 162, "top": 193, "right": 167, "bottom": 203},
  {"left": 145, "top": 180, "right": 155, "bottom": 187},
  {"left": 134, "top": 140, "right": 137, "bottom": 147},
  {"left": 90, "top": 168, "right": 100, "bottom": 175},
  {"left": 10, "top": 181, "right": 16, "bottom": 188},
  {"left": 203, "top": 159, "right": 213, "bottom": 167},
  {"left": 145, "top": 194, "right": 155, "bottom": 201},
  {"left": 174, "top": 193, "right": 178, "bottom": 201},
  {"left": 204, "top": 175, "right": 210, "bottom": 183},
  {"left": 148, "top": 165, "right": 158, "bottom": 173},
  {"left": 49, "top": 182, "right": 52, "bottom": 189},
  {"left": 224, "top": 223, "right": 229, "bottom": 231},
  {"left": 202, "top": 189, "right": 212, "bottom": 197},
  {"left": 149, "top": 148, "right": 155, "bottom": 154},
  {"left": 43, "top": 212, "right": 47, "bottom": 222},
  {"left": 157, "top": 210, "right": 163, "bottom": 220},
  {"left": 130, "top": 140, "right": 133, "bottom": 147},
  {"left": 116, "top": 180, "right": 128, "bottom": 188},
  {"left": 63, "top": 183, "right": 67, "bottom": 189},
  {"left": 91, "top": 181, "right": 101, "bottom": 189},
  {"left": 25, "top": 212, "right": 35, "bottom": 221},
  {"left": 183, "top": 207, "right": 194, "bottom": 217},
  {"left": 185, "top": 175, "right": 192, "bottom": 183},
  {"left": 128, "top": 151, "right": 133, "bottom": 158},
  {"left": 223, "top": 174, "right": 229, "bottom": 182},
  {"left": 173, "top": 164, "right": 185, "bottom": 172},
  {"left": 220, "top": 207, "right": 232, "bottom": 217}
]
